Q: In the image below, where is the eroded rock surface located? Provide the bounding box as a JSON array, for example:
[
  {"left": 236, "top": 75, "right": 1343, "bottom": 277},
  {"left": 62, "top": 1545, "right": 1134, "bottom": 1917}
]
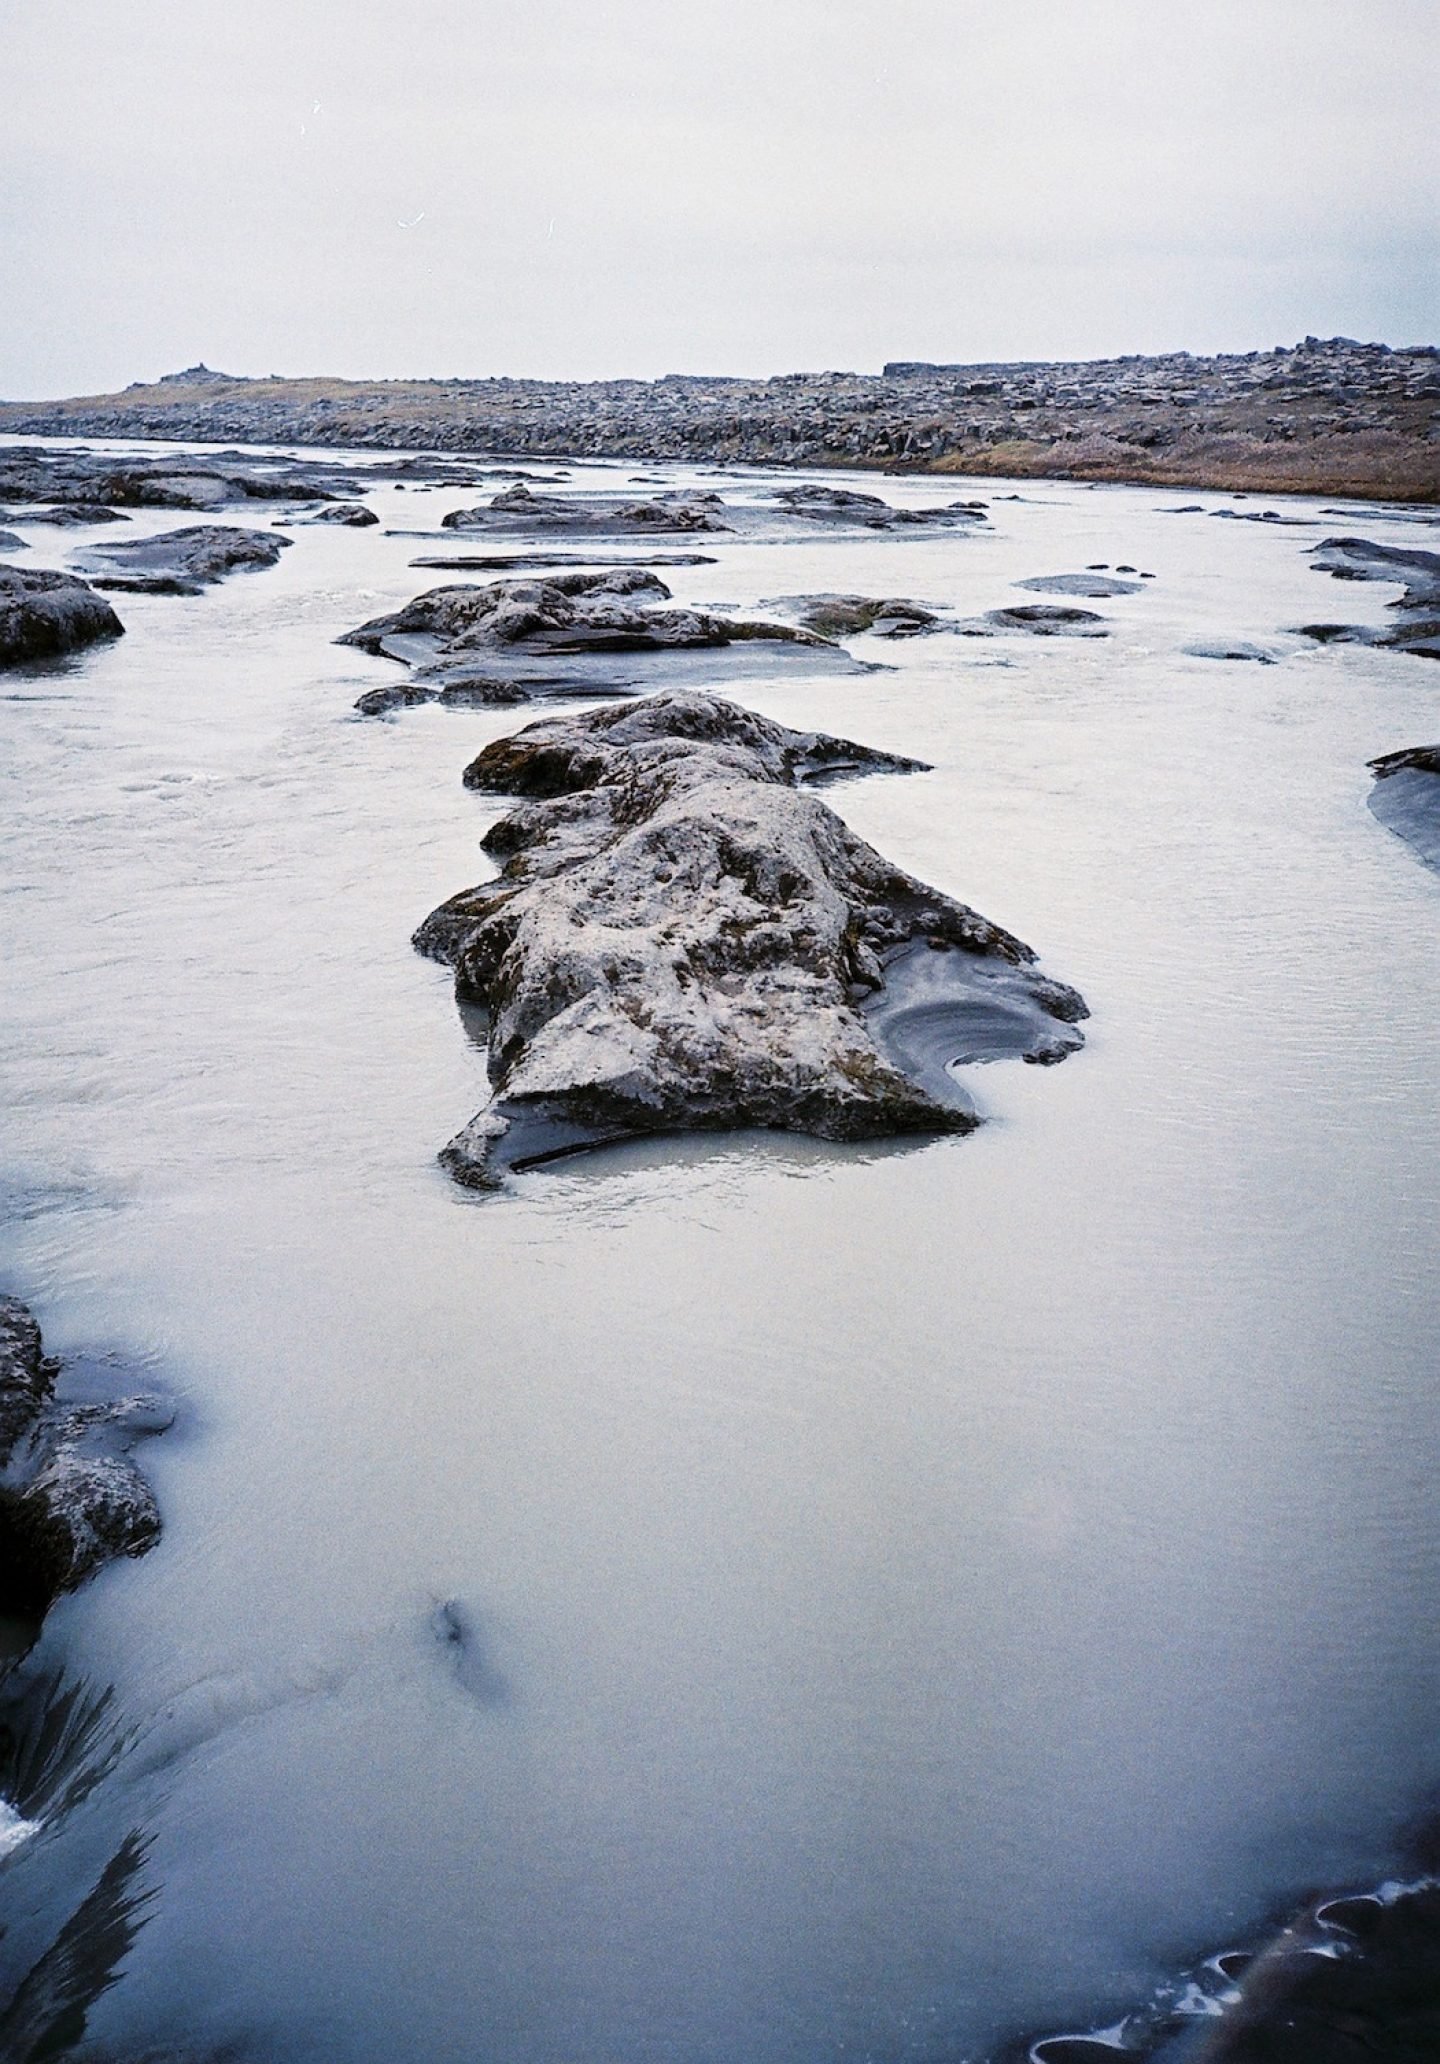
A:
[
  {"left": 342, "top": 570, "right": 848, "bottom": 711},
  {"left": 1297, "top": 536, "right": 1440, "bottom": 658},
  {"left": 0, "top": 564, "right": 125, "bottom": 666},
  {"left": 75, "top": 523, "right": 292, "bottom": 594},
  {"left": 1368, "top": 744, "right": 1440, "bottom": 870},
  {"left": 1016, "top": 572, "right": 1144, "bottom": 597},
  {"left": 412, "top": 692, "right": 1087, "bottom": 1186},
  {"left": 298, "top": 501, "right": 379, "bottom": 526},
  {"left": 0, "top": 1296, "right": 165, "bottom": 1621}
]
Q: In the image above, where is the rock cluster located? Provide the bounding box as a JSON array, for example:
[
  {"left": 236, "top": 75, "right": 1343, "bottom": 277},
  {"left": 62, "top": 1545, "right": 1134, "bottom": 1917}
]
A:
[
  {"left": 4, "top": 337, "right": 1434, "bottom": 499},
  {"left": 0, "top": 1297, "right": 165, "bottom": 1622},
  {"left": 412, "top": 692, "right": 1087, "bottom": 1187},
  {"left": 0, "top": 564, "right": 125, "bottom": 666}
]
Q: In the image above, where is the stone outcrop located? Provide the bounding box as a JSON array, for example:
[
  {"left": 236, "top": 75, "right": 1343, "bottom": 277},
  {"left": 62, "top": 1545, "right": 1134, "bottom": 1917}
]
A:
[
  {"left": 0, "top": 444, "right": 486, "bottom": 516},
  {"left": 1367, "top": 744, "right": 1440, "bottom": 870},
  {"left": 4, "top": 337, "right": 1434, "bottom": 500},
  {"left": 75, "top": 523, "right": 292, "bottom": 594},
  {"left": 340, "top": 570, "right": 849, "bottom": 712},
  {"left": 411, "top": 692, "right": 1087, "bottom": 1187},
  {"left": 954, "top": 603, "right": 1110, "bottom": 638},
  {"left": 0, "top": 1297, "right": 165, "bottom": 1622},
  {"left": 0, "top": 564, "right": 124, "bottom": 666},
  {"left": 765, "top": 594, "right": 943, "bottom": 638},
  {"left": 1297, "top": 536, "right": 1440, "bottom": 658}
]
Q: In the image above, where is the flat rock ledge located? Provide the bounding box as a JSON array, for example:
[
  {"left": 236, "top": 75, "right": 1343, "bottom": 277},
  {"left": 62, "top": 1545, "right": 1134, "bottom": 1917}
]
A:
[
  {"left": 0, "top": 1296, "right": 166, "bottom": 1624},
  {"left": 341, "top": 569, "right": 848, "bottom": 712},
  {"left": 412, "top": 692, "right": 1087, "bottom": 1187},
  {"left": 1368, "top": 743, "right": 1440, "bottom": 871},
  {"left": 74, "top": 523, "right": 292, "bottom": 595},
  {"left": 1296, "top": 536, "right": 1440, "bottom": 659},
  {"left": 0, "top": 564, "right": 125, "bottom": 667}
]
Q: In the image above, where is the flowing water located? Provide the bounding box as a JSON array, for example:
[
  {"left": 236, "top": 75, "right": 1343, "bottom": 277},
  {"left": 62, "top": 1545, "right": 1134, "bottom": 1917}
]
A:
[{"left": 1, "top": 441, "right": 1438, "bottom": 2062}]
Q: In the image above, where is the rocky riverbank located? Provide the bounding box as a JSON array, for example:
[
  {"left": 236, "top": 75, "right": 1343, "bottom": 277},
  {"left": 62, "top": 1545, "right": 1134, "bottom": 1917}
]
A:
[{"left": 2, "top": 337, "right": 1436, "bottom": 500}]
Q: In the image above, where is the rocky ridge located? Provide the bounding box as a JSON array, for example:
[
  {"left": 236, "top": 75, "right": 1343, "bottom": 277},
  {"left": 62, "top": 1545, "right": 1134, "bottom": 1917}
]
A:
[{"left": 3, "top": 336, "right": 1435, "bottom": 499}]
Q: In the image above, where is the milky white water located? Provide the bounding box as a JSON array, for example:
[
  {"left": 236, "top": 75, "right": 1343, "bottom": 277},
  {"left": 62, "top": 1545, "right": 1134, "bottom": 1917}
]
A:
[{"left": 1, "top": 440, "right": 1438, "bottom": 2062}]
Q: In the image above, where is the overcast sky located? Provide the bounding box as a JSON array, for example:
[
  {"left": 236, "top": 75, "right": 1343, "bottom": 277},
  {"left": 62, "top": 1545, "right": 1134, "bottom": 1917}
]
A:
[{"left": 2, "top": 0, "right": 1436, "bottom": 397}]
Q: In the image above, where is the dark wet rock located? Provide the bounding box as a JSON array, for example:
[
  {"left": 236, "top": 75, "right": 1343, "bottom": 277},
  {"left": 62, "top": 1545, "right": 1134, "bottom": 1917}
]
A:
[
  {"left": 0, "top": 564, "right": 125, "bottom": 666},
  {"left": 342, "top": 569, "right": 848, "bottom": 709},
  {"left": 1183, "top": 640, "right": 1278, "bottom": 662},
  {"left": 955, "top": 603, "right": 1110, "bottom": 638},
  {"left": 0, "top": 1297, "right": 165, "bottom": 1622},
  {"left": 0, "top": 502, "right": 130, "bottom": 527},
  {"left": 299, "top": 501, "right": 379, "bottom": 526},
  {"left": 441, "top": 484, "right": 733, "bottom": 534},
  {"left": 412, "top": 692, "right": 1086, "bottom": 1187},
  {"left": 764, "top": 593, "right": 942, "bottom": 637},
  {"left": 0, "top": 529, "right": 26, "bottom": 551},
  {"left": 769, "top": 483, "right": 987, "bottom": 529},
  {"left": 1016, "top": 572, "right": 1143, "bottom": 597},
  {"left": 1300, "top": 536, "right": 1440, "bottom": 658},
  {"left": 1367, "top": 744, "right": 1440, "bottom": 871},
  {"left": 0, "top": 444, "right": 482, "bottom": 516},
  {"left": 75, "top": 523, "right": 292, "bottom": 595},
  {"left": 1162, "top": 1881, "right": 1440, "bottom": 2063}
]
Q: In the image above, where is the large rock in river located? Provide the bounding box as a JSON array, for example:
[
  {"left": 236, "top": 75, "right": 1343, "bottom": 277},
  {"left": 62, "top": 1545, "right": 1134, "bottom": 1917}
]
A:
[
  {"left": 414, "top": 692, "right": 1088, "bottom": 1185},
  {"left": 75, "top": 523, "right": 292, "bottom": 594},
  {"left": 442, "top": 484, "right": 733, "bottom": 534},
  {"left": 0, "top": 563, "right": 125, "bottom": 666}
]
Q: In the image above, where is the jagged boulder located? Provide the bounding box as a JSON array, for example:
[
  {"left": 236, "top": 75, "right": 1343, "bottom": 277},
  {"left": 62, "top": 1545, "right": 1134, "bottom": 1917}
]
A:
[
  {"left": 413, "top": 693, "right": 1087, "bottom": 1186},
  {"left": 1367, "top": 743, "right": 1440, "bottom": 871},
  {"left": 0, "top": 564, "right": 125, "bottom": 666}
]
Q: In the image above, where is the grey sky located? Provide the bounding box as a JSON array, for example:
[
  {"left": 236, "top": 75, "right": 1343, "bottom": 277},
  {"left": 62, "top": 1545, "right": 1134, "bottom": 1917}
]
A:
[{"left": 2, "top": 0, "right": 1436, "bottom": 396}]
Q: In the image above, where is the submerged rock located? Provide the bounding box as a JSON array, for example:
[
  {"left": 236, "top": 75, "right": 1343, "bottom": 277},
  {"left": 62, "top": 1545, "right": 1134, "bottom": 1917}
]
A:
[
  {"left": 1016, "top": 572, "right": 1144, "bottom": 597},
  {"left": 441, "top": 484, "right": 733, "bottom": 534},
  {"left": 75, "top": 523, "right": 292, "bottom": 594},
  {"left": 413, "top": 692, "right": 1087, "bottom": 1186},
  {"left": 0, "top": 1296, "right": 164, "bottom": 1622},
  {"left": 341, "top": 569, "right": 848, "bottom": 708},
  {"left": 0, "top": 502, "right": 129, "bottom": 527},
  {"left": 955, "top": 603, "right": 1110, "bottom": 638},
  {"left": 0, "top": 529, "right": 26, "bottom": 551},
  {"left": 1367, "top": 744, "right": 1440, "bottom": 871},
  {"left": 764, "top": 594, "right": 942, "bottom": 638},
  {"left": 1297, "top": 536, "right": 1440, "bottom": 659},
  {"left": 0, "top": 564, "right": 125, "bottom": 666},
  {"left": 1183, "top": 639, "right": 1278, "bottom": 662}
]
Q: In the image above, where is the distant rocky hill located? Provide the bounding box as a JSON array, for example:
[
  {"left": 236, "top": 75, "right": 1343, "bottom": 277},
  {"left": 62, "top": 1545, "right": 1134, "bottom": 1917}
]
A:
[{"left": 4, "top": 337, "right": 1436, "bottom": 500}]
